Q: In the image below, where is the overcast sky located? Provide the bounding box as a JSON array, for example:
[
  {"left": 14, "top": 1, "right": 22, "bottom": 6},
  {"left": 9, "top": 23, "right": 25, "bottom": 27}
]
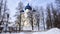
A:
[{"left": 7, "top": 0, "right": 55, "bottom": 22}]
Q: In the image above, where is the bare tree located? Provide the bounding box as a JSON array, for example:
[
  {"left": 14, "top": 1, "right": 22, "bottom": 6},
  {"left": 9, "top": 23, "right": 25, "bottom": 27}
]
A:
[
  {"left": 51, "top": 3, "right": 60, "bottom": 28},
  {"left": 55, "top": 0, "right": 60, "bottom": 11},
  {"left": 0, "top": 0, "right": 9, "bottom": 32},
  {"left": 40, "top": 7, "right": 45, "bottom": 30},
  {"left": 0, "top": 0, "right": 3, "bottom": 33},
  {"left": 15, "top": 1, "right": 24, "bottom": 31},
  {"left": 46, "top": 4, "right": 52, "bottom": 29}
]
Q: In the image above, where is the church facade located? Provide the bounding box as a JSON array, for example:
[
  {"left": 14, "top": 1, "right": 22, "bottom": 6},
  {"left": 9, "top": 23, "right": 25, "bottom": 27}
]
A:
[{"left": 20, "top": 3, "right": 40, "bottom": 30}]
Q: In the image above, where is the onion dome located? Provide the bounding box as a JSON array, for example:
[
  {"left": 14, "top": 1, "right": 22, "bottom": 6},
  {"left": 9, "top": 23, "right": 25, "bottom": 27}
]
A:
[{"left": 25, "top": 3, "right": 32, "bottom": 10}]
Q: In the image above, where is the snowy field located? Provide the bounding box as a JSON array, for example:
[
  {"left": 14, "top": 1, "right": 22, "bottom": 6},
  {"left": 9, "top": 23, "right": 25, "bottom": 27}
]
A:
[{"left": 1, "top": 28, "right": 60, "bottom": 34}]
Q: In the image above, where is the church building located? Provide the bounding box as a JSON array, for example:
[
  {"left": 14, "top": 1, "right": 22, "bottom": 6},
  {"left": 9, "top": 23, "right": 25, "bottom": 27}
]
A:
[{"left": 20, "top": 3, "right": 40, "bottom": 31}]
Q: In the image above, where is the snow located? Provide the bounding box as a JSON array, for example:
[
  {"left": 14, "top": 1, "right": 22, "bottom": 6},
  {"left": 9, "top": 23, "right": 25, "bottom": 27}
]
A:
[
  {"left": 1, "top": 28, "right": 60, "bottom": 34},
  {"left": 33, "top": 28, "right": 60, "bottom": 34},
  {"left": 45, "top": 28, "right": 60, "bottom": 34},
  {"left": 1, "top": 32, "right": 24, "bottom": 34}
]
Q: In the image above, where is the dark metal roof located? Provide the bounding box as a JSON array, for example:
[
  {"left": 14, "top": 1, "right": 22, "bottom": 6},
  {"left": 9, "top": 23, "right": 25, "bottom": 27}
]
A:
[{"left": 20, "top": 10, "right": 24, "bottom": 12}]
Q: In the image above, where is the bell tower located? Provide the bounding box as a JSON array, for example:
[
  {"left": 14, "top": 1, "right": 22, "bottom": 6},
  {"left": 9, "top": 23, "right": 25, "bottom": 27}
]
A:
[
  {"left": 24, "top": 3, "right": 32, "bottom": 17},
  {"left": 24, "top": 3, "right": 32, "bottom": 29}
]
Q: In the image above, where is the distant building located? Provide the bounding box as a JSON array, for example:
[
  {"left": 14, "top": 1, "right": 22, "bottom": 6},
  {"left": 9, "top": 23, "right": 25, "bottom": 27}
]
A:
[{"left": 20, "top": 3, "right": 40, "bottom": 31}]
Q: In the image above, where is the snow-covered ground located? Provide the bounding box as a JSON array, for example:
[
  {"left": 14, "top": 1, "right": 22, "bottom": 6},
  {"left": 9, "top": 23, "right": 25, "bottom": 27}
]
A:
[
  {"left": 33, "top": 28, "right": 60, "bottom": 34},
  {"left": 1, "top": 28, "right": 60, "bottom": 34}
]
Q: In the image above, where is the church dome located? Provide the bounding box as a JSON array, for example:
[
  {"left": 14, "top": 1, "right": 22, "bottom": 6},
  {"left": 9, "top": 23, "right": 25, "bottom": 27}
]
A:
[{"left": 25, "top": 3, "right": 32, "bottom": 10}]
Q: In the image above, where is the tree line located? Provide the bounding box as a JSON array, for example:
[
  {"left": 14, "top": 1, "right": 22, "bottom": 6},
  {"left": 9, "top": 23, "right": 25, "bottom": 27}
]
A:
[
  {"left": 15, "top": 0, "right": 60, "bottom": 31},
  {"left": 0, "top": 0, "right": 9, "bottom": 32}
]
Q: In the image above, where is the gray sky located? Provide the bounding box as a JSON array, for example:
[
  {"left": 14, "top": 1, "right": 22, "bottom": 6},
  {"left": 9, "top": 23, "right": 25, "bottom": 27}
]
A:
[{"left": 7, "top": 0, "right": 55, "bottom": 22}]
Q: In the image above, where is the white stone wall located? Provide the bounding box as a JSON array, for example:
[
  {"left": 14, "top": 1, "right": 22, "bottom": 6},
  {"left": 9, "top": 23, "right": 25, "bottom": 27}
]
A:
[{"left": 21, "top": 9, "right": 40, "bottom": 30}]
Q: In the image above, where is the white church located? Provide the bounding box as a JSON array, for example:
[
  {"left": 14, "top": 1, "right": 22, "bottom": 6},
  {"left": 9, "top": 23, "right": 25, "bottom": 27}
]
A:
[{"left": 19, "top": 3, "right": 44, "bottom": 31}]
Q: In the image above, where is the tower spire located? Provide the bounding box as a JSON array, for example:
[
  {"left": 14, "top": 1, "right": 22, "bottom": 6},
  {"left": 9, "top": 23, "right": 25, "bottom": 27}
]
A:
[{"left": 27, "top": 3, "right": 29, "bottom": 6}]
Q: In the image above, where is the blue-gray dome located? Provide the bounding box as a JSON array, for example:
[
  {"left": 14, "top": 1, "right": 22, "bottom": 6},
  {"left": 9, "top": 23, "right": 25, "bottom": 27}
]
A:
[{"left": 25, "top": 3, "right": 32, "bottom": 10}]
